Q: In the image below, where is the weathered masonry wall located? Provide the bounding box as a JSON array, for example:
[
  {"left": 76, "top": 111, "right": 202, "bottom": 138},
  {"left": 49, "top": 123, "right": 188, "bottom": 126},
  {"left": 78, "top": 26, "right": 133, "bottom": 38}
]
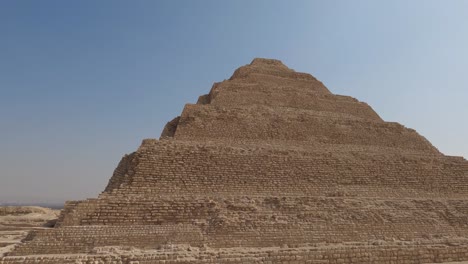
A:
[
  {"left": 202, "top": 81, "right": 382, "bottom": 121},
  {"left": 160, "top": 116, "right": 181, "bottom": 138},
  {"left": 50, "top": 196, "right": 468, "bottom": 243},
  {"left": 4, "top": 241, "right": 468, "bottom": 264},
  {"left": 103, "top": 152, "right": 136, "bottom": 193},
  {"left": 99, "top": 140, "right": 460, "bottom": 197},
  {"left": 174, "top": 105, "right": 438, "bottom": 153},
  {"left": 9, "top": 225, "right": 204, "bottom": 256}
]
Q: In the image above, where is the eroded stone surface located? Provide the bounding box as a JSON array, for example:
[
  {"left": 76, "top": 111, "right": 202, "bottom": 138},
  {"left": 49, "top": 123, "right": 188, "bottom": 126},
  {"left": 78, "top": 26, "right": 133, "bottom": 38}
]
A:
[{"left": 3, "top": 58, "right": 468, "bottom": 263}]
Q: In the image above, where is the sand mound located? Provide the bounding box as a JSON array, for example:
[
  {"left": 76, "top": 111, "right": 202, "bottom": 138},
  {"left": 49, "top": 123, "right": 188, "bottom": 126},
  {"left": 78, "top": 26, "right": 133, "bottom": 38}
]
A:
[
  {"left": 0, "top": 206, "right": 57, "bottom": 216},
  {"left": 0, "top": 206, "right": 60, "bottom": 228}
]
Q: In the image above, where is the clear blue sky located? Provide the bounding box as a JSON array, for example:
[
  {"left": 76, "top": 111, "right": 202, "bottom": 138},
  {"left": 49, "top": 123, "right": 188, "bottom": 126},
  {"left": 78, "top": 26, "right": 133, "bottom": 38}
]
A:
[{"left": 1, "top": 1, "right": 467, "bottom": 203}]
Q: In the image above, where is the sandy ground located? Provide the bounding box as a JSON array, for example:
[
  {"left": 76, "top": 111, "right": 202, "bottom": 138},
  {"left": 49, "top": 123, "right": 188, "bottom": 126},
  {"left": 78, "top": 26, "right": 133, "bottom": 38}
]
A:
[{"left": 0, "top": 206, "right": 60, "bottom": 257}]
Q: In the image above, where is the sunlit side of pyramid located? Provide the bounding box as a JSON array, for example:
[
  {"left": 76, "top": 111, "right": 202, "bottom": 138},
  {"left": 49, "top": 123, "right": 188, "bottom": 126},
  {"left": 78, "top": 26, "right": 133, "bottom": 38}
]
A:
[{"left": 3, "top": 58, "right": 468, "bottom": 263}]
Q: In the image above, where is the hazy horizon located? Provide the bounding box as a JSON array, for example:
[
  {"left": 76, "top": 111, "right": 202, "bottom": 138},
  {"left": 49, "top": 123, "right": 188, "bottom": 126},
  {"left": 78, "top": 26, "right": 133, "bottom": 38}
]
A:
[{"left": 1, "top": 0, "right": 467, "bottom": 204}]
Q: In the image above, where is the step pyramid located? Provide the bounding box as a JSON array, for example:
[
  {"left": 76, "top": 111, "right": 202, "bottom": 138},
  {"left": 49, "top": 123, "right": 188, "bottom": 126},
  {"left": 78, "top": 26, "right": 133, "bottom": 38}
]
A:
[{"left": 3, "top": 58, "right": 468, "bottom": 263}]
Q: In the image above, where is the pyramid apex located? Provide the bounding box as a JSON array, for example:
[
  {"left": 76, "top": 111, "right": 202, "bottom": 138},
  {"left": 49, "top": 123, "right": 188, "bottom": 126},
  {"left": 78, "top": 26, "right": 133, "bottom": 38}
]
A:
[{"left": 250, "top": 58, "right": 287, "bottom": 67}]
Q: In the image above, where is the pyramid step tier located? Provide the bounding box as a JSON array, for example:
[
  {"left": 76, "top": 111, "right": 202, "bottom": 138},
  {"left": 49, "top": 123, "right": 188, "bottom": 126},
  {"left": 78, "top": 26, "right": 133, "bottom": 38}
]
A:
[
  {"left": 49, "top": 196, "right": 468, "bottom": 248},
  {"left": 199, "top": 80, "right": 382, "bottom": 121},
  {"left": 171, "top": 105, "right": 438, "bottom": 153},
  {"left": 99, "top": 140, "right": 466, "bottom": 198}
]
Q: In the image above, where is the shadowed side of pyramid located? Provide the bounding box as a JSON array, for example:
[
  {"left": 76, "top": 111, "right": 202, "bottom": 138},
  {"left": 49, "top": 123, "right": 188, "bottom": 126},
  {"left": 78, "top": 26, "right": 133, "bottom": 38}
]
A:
[{"left": 3, "top": 58, "right": 468, "bottom": 264}]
